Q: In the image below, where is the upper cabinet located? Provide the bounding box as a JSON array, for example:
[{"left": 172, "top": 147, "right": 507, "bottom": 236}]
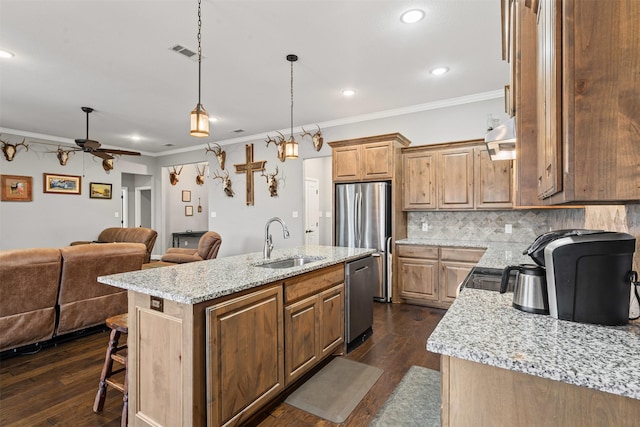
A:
[
  {"left": 402, "top": 140, "right": 513, "bottom": 211},
  {"left": 329, "top": 133, "right": 410, "bottom": 182},
  {"left": 513, "top": 0, "right": 640, "bottom": 205}
]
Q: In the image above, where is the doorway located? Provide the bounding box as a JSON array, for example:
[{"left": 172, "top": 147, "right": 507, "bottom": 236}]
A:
[
  {"left": 135, "top": 186, "right": 152, "bottom": 228},
  {"left": 120, "top": 187, "right": 129, "bottom": 228},
  {"left": 304, "top": 178, "right": 320, "bottom": 245}
]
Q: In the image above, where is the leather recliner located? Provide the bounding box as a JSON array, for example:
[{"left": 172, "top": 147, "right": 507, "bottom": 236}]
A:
[
  {"left": 71, "top": 227, "right": 158, "bottom": 263},
  {"left": 160, "top": 231, "right": 222, "bottom": 264}
]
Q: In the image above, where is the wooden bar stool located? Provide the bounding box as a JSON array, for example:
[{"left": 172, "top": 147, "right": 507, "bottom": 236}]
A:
[{"left": 93, "top": 313, "right": 128, "bottom": 426}]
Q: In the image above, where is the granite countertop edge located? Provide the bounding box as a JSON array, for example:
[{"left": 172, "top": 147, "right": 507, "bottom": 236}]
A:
[
  {"left": 395, "top": 238, "right": 532, "bottom": 269},
  {"left": 426, "top": 289, "right": 640, "bottom": 400},
  {"left": 99, "top": 245, "right": 375, "bottom": 305}
]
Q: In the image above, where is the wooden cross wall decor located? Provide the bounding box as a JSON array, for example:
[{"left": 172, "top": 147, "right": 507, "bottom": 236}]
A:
[{"left": 234, "top": 144, "right": 266, "bottom": 206}]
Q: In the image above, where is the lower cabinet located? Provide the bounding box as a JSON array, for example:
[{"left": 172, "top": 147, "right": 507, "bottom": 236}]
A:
[
  {"left": 206, "top": 285, "right": 285, "bottom": 427},
  {"left": 398, "top": 245, "right": 485, "bottom": 309},
  {"left": 284, "top": 264, "right": 345, "bottom": 385}
]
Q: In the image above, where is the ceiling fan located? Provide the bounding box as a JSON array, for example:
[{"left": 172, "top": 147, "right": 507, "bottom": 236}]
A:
[{"left": 74, "top": 107, "right": 141, "bottom": 160}]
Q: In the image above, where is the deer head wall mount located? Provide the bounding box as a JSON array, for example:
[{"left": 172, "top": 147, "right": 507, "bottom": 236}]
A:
[
  {"left": 212, "top": 169, "right": 234, "bottom": 197},
  {"left": 169, "top": 165, "right": 183, "bottom": 186},
  {"left": 195, "top": 163, "right": 206, "bottom": 186},
  {"left": 265, "top": 132, "right": 287, "bottom": 162},
  {"left": 1, "top": 135, "right": 29, "bottom": 162},
  {"left": 205, "top": 143, "right": 226, "bottom": 170},
  {"left": 261, "top": 166, "right": 280, "bottom": 197},
  {"left": 300, "top": 124, "right": 323, "bottom": 151}
]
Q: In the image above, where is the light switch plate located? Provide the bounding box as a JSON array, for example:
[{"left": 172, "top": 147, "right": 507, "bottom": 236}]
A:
[
  {"left": 211, "top": 211, "right": 217, "bottom": 218},
  {"left": 114, "top": 212, "right": 119, "bottom": 218},
  {"left": 292, "top": 211, "right": 298, "bottom": 218},
  {"left": 422, "top": 222, "right": 428, "bottom": 232},
  {"left": 325, "top": 211, "right": 332, "bottom": 218}
]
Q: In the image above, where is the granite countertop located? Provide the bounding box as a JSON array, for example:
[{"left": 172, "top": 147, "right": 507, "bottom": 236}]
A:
[
  {"left": 99, "top": 245, "right": 375, "bottom": 305},
  {"left": 395, "top": 238, "right": 532, "bottom": 269},
  {"left": 427, "top": 288, "right": 640, "bottom": 400}
]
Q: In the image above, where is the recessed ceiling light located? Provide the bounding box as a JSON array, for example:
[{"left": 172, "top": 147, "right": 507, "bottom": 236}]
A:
[
  {"left": 401, "top": 9, "right": 425, "bottom": 24},
  {"left": 430, "top": 66, "right": 450, "bottom": 76},
  {"left": 341, "top": 89, "right": 356, "bottom": 97},
  {"left": 130, "top": 135, "right": 141, "bottom": 141},
  {"left": 209, "top": 116, "right": 218, "bottom": 123},
  {"left": 0, "top": 49, "right": 15, "bottom": 59}
]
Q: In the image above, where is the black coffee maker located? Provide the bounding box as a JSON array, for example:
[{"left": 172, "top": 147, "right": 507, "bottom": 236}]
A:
[{"left": 524, "top": 229, "right": 636, "bottom": 326}]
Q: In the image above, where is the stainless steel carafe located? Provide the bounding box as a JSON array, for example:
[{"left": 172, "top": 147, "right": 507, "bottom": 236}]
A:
[{"left": 500, "top": 264, "right": 549, "bottom": 314}]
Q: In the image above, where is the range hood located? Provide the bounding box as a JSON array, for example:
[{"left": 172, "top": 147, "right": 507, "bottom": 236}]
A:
[{"left": 484, "top": 117, "right": 516, "bottom": 161}]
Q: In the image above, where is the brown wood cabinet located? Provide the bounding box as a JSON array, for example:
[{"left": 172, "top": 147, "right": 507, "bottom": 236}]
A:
[
  {"left": 397, "top": 244, "right": 485, "bottom": 309},
  {"left": 127, "top": 262, "right": 350, "bottom": 427},
  {"left": 206, "top": 286, "right": 284, "bottom": 427},
  {"left": 283, "top": 264, "right": 344, "bottom": 385},
  {"left": 513, "top": 0, "right": 640, "bottom": 204},
  {"left": 330, "top": 133, "right": 410, "bottom": 182},
  {"left": 441, "top": 355, "right": 640, "bottom": 426},
  {"left": 402, "top": 140, "right": 513, "bottom": 211}
]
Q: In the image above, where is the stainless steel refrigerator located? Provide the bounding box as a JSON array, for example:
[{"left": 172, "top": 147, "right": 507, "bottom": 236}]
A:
[{"left": 335, "top": 181, "right": 392, "bottom": 302}]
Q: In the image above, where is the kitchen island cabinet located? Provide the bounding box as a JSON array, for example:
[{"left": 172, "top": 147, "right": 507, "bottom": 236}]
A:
[
  {"left": 428, "top": 288, "right": 640, "bottom": 426},
  {"left": 99, "top": 245, "right": 371, "bottom": 427}
]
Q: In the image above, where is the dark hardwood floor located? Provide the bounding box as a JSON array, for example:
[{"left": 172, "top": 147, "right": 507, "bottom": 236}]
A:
[{"left": 0, "top": 303, "right": 445, "bottom": 426}]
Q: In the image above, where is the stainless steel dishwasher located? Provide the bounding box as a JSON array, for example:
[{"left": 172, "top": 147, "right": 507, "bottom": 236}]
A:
[{"left": 345, "top": 256, "right": 376, "bottom": 351}]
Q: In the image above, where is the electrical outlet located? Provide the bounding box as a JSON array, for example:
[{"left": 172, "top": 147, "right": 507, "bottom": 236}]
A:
[
  {"left": 114, "top": 212, "right": 119, "bottom": 218},
  {"left": 292, "top": 211, "right": 298, "bottom": 218},
  {"left": 325, "top": 211, "right": 332, "bottom": 218},
  {"left": 422, "top": 222, "right": 428, "bottom": 232},
  {"left": 505, "top": 224, "right": 512, "bottom": 234}
]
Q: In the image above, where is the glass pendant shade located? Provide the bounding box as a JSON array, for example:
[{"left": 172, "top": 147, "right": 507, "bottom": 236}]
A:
[
  {"left": 190, "top": 103, "right": 210, "bottom": 137},
  {"left": 285, "top": 137, "right": 298, "bottom": 159}
]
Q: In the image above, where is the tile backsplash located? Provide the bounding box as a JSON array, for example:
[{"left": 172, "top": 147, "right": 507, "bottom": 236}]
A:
[
  {"left": 408, "top": 204, "right": 640, "bottom": 271},
  {"left": 407, "top": 210, "right": 554, "bottom": 243}
]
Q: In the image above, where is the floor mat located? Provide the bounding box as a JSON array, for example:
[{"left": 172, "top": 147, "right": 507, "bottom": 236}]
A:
[
  {"left": 370, "top": 365, "right": 441, "bottom": 426},
  {"left": 284, "top": 357, "right": 383, "bottom": 423}
]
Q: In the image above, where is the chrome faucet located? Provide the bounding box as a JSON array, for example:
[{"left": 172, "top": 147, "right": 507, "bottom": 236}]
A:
[{"left": 264, "top": 217, "right": 290, "bottom": 259}]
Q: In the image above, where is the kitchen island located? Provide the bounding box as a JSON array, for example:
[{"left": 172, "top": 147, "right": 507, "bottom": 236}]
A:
[
  {"left": 99, "top": 245, "right": 374, "bottom": 427},
  {"left": 427, "top": 288, "right": 640, "bottom": 426}
]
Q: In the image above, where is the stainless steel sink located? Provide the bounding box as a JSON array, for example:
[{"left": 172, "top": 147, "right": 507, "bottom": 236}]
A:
[{"left": 255, "top": 256, "right": 325, "bottom": 269}]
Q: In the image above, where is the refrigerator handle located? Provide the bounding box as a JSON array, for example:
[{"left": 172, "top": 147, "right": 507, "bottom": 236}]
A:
[
  {"left": 355, "top": 191, "right": 361, "bottom": 245},
  {"left": 386, "top": 237, "right": 393, "bottom": 302}
]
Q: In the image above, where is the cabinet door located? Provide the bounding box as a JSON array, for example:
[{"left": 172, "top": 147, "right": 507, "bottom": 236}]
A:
[
  {"left": 440, "top": 261, "right": 476, "bottom": 305},
  {"left": 474, "top": 146, "right": 513, "bottom": 209},
  {"left": 207, "top": 286, "right": 284, "bottom": 427},
  {"left": 284, "top": 295, "right": 319, "bottom": 385},
  {"left": 319, "top": 284, "right": 345, "bottom": 357},
  {"left": 438, "top": 148, "right": 474, "bottom": 209},
  {"left": 403, "top": 151, "right": 436, "bottom": 210},
  {"left": 333, "top": 145, "right": 361, "bottom": 181},
  {"left": 398, "top": 257, "right": 439, "bottom": 302},
  {"left": 362, "top": 142, "right": 393, "bottom": 180},
  {"left": 536, "top": 0, "right": 562, "bottom": 199}
]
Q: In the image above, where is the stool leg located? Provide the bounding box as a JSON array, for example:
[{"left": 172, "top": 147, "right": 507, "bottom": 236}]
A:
[
  {"left": 121, "top": 351, "right": 128, "bottom": 427},
  {"left": 93, "top": 329, "right": 121, "bottom": 413}
]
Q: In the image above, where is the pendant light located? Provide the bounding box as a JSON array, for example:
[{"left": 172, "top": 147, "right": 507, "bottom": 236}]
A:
[
  {"left": 285, "top": 54, "right": 298, "bottom": 159},
  {"left": 190, "top": 0, "right": 209, "bottom": 137}
]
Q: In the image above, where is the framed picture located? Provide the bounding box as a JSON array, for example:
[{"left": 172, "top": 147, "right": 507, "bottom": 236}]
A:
[
  {"left": 182, "top": 190, "right": 191, "bottom": 202},
  {"left": 43, "top": 173, "right": 81, "bottom": 195},
  {"left": 185, "top": 205, "right": 193, "bottom": 216},
  {"left": 1, "top": 175, "right": 33, "bottom": 202},
  {"left": 90, "top": 182, "right": 112, "bottom": 199}
]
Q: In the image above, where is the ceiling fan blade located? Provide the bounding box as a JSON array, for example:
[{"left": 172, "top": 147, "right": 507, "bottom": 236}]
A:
[
  {"left": 97, "top": 148, "right": 141, "bottom": 156},
  {"left": 75, "top": 138, "right": 101, "bottom": 150},
  {"left": 91, "top": 151, "right": 114, "bottom": 160}
]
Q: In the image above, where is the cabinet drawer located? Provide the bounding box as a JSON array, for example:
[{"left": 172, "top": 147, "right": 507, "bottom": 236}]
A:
[
  {"left": 284, "top": 264, "right": 344, "bottom": 304},
  {"left": 440, "top": 247, "right": 485, "bottom": 263},
  {"left": 397, "top": 245, "right": 438, "bottom": 259}
]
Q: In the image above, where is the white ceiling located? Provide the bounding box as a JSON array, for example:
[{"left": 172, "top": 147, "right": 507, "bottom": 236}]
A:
[{"left": 0, "top": 0, "right": 508, "bottom": 155}]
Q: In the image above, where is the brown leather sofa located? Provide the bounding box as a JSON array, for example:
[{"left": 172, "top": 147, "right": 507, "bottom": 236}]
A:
[
  {"left": 160, "top": 231, "right": 222, "bottom": 264},
  {"left": 71, "top": 227, "right": 158, "bottom": 263},
  {"left": 0, "top": 243, "right": 146, "bottom": 353}
]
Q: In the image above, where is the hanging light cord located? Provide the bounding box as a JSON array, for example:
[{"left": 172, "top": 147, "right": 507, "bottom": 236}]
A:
[
  {"left": 290, "top": 59, "right": 294, "bottom": 141},
  {"left": 197, "top": 0, "right": 202, "bottom": 106}
]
